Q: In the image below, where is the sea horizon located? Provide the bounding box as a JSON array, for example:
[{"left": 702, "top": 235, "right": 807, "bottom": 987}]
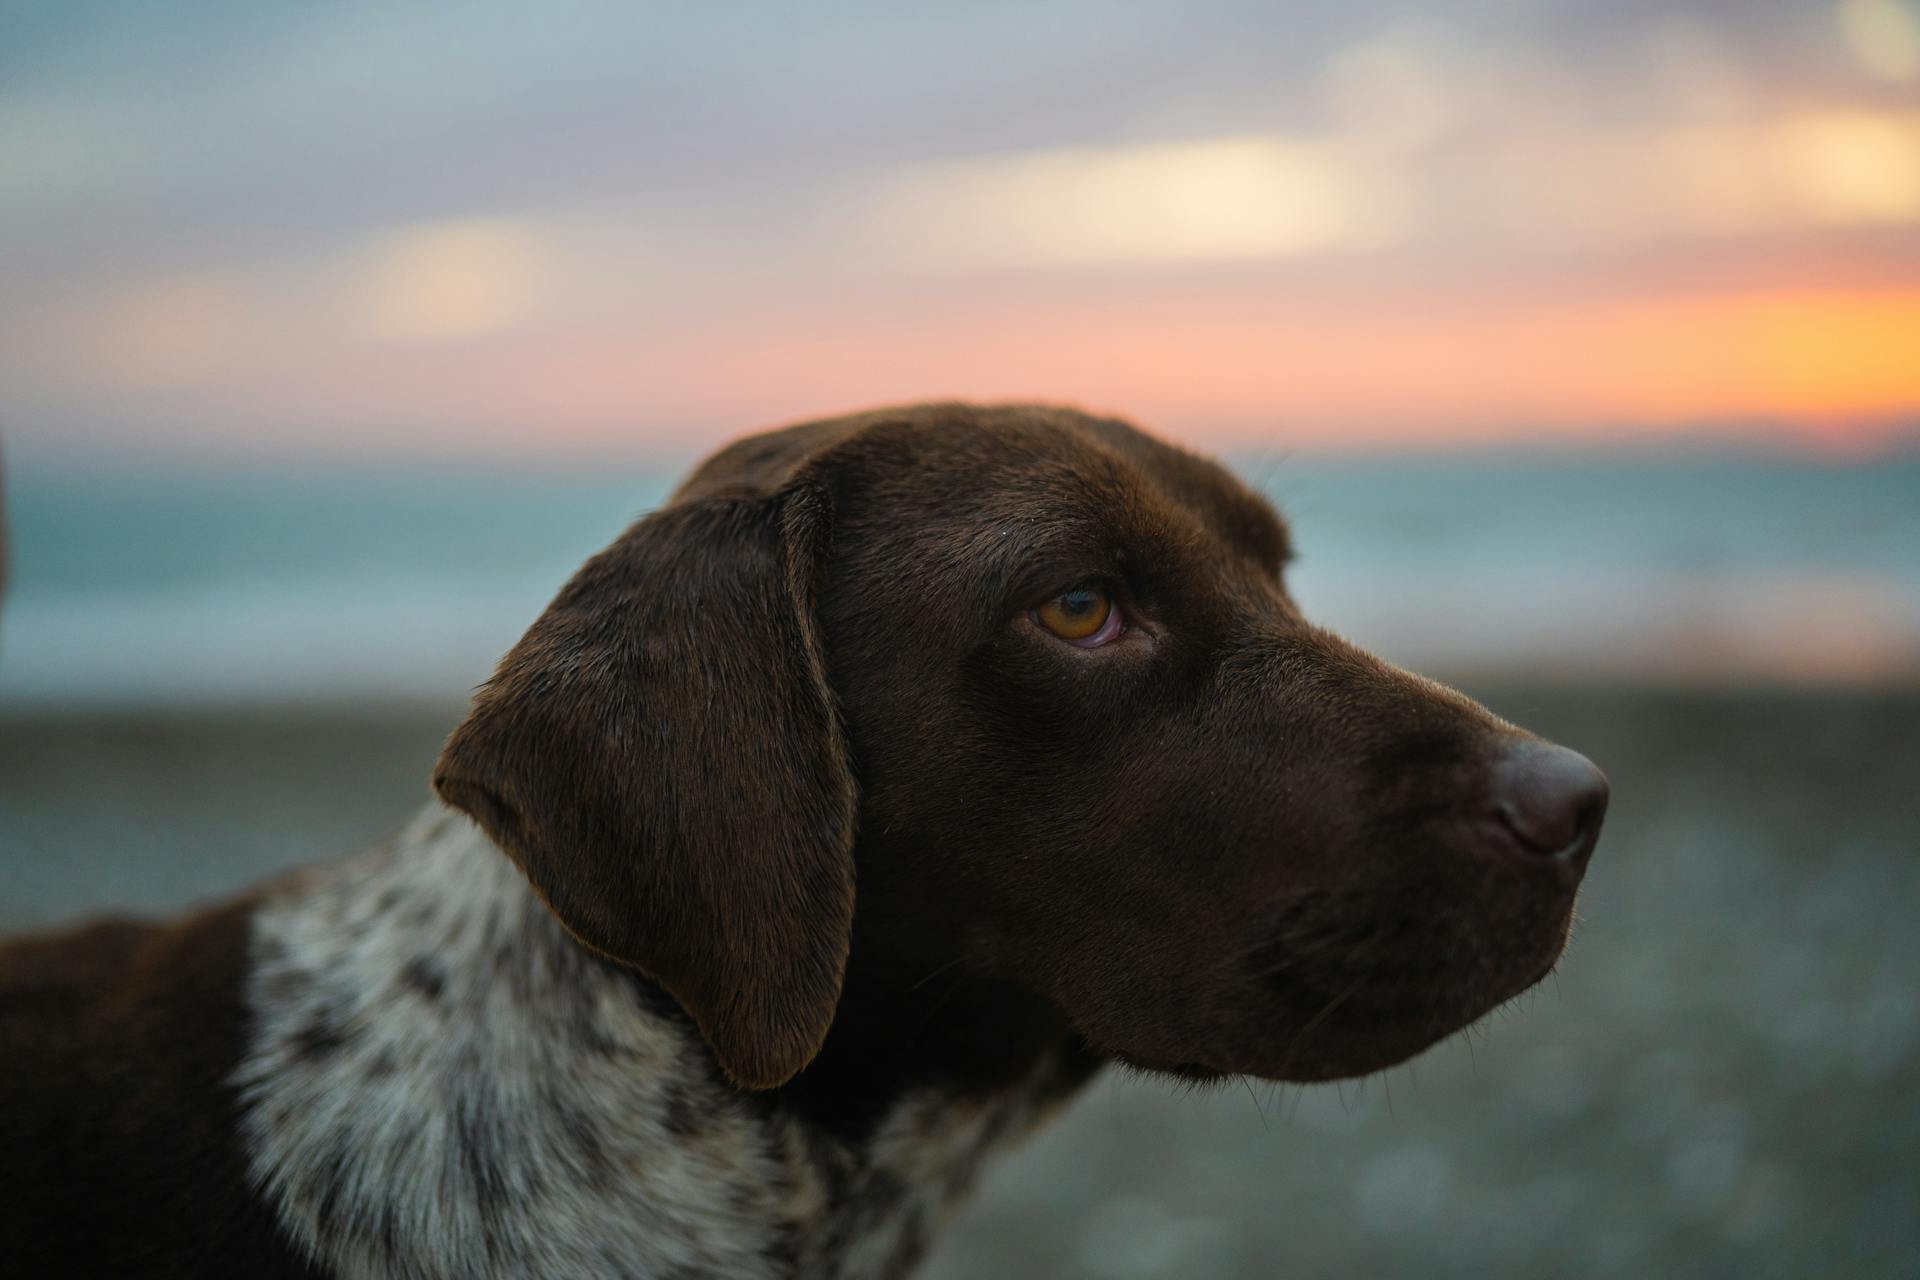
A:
[{"left": 3, "top": 443, "right": 1916, "bottom": 709}]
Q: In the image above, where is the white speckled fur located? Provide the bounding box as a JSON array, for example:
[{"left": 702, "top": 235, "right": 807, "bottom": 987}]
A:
[{"left": 236, "top": 806, "right": 1071, "bottom": 1280}]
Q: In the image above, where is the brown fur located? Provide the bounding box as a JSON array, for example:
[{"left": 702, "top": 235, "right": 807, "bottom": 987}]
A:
[
  {"left": 0, "top": 900, "right": 322, "bottom": 1276},
  {"left": 437, "top": 402, "right": 1604, "bottom": 1096},
  {"left": 0, "top": 402, "right": 1606, "bottom": 1275},
  {"left": 435, "top": 492, "right": 857, "bottom": 1090}
]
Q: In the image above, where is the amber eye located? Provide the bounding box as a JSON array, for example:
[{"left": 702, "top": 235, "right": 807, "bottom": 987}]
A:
[{"left": 1034, "top": 586, "right": 1115, "bottom": 642}]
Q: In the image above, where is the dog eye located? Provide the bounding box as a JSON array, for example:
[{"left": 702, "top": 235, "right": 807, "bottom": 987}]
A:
[{"left": 1033, "top": 586, "right": 1121, "bottom": 646}]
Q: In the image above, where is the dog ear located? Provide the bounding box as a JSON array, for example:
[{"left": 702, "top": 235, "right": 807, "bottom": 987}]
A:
[{"left": 433, "top": 484, "right": 854, "bottom": 1090}]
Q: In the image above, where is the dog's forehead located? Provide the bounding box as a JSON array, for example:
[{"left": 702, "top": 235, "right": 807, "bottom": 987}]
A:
[
  {"left": 679, "top": 404, "right": 1290, "bottom": 572},
  {"left": 877, "top": 413, "right": 1292, "bottom": 583},
  {"left": 1068, "top": 416, "right": 1292, "bottom": 570}
]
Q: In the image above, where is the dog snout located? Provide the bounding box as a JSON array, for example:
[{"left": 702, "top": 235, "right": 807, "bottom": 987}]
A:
[{"left": 1484, "top": 740, "right": 1608, "bottom": 880}]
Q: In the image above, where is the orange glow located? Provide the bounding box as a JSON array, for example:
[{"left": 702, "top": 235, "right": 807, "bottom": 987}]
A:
[
  {"left": 575, "top": 284, "right": 1920, "bottom": 452},
  {"left": 44, "top": 280, "right": 1920, "bottom": 459},
  {"left": 1740, "top": 292, "right": 1920, "bottom": 415}
]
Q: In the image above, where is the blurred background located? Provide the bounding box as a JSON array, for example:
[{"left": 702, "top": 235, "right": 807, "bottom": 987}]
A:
[{"left": 2, "top": 2, "right": 1916, "bottom": 1277}]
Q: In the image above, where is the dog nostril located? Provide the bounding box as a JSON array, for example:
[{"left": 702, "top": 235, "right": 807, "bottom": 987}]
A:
[{"left": 1489, "top": 741, "right": 1609, "bottom": 861}]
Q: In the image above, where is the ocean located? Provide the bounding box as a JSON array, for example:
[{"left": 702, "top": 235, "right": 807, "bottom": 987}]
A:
[{"left": 3, "top": 449, "right": 1917, "bottom": 707}]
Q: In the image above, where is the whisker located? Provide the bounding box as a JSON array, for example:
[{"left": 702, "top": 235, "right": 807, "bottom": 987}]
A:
[
  {"left": 906, "top": 956, "right": 965, "bottom": 994},
  {"left": 1237, "top": 1075, "right": 1270, "bottom": 1130}
]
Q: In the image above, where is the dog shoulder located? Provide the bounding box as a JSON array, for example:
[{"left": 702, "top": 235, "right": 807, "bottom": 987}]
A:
[{"left": 0, "top": 892, "right": 324, "bottom": 1276}]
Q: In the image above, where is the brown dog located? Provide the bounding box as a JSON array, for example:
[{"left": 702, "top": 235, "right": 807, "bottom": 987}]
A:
[{"left": 0, "top": 403, "right": 1605, "bottom": 1278}]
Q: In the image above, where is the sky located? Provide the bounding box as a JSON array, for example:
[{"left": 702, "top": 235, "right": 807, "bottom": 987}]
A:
[{"left": 3, "top": 0, "right": 1919, "bottom": 461}]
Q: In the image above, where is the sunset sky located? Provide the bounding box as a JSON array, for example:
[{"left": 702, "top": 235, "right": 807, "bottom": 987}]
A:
[{"left": 4, "top": 0, "right": 1919, "bottom": 460}]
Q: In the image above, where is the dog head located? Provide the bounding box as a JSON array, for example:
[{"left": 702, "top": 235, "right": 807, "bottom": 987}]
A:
[{"left": 435, "top": 404, "right": 1606, "bottom": 1089}]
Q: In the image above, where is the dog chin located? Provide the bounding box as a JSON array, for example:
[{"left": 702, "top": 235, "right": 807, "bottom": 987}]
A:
[
  {"left": 1115, "top": 907, "right": 1577, "bottom": 1086},
  {"left": 1257, "top": 913, "right": 1578, "bottom": 1083}
]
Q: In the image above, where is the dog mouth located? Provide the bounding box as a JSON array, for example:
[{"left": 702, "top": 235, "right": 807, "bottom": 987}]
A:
[
  {"left": 1265, "top": 912, "right": 1577, "bottom": 1082},
  {"left": 1264, "top": 892, "right": 1581, "bottom": 1082},
  {"left": 1124, "top": 888, "right": 1582, "bottom": 1086},
  {"left": 1097, "top": 896, "right": 1578, "bottom": 1087}
]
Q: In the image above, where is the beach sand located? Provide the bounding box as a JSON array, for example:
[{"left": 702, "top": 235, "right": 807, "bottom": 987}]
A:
[{"left": 3, "top": 684, "right": 1915, "bottom": 1278}]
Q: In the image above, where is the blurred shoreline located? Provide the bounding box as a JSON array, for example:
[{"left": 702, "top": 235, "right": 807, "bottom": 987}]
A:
[{"left": 3, "top": 683, "right": 1916, "bottom": 1278}]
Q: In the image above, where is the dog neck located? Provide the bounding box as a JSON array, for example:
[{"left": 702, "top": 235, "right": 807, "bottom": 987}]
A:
[
  {"left": 774, "top": 919, "right": 1103, "bottom": 1146},
  {"left": 235, "top": 806, "right": 1094, "bottom": 1279}
]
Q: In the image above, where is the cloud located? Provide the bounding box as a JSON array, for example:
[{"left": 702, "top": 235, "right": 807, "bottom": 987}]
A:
[
  {"left": 1839, "top": 0, "right": 1920, "bottom": 83},
  {"left": 359, "top": 219, "right": 551, "bottom": 342},
  {"left": 858, "top": 105, "right": 1920, "bottom": 273},
  {"left": 1773, "top": 110, "right": 1920, "bottom": 224},
  {"left": 88, "top": 274, "right": 252, "bottom": 390},
  {"left": 865, "top": 135, "right": 1406, "bottom": 271}
]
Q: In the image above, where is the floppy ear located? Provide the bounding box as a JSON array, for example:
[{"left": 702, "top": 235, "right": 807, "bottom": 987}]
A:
[{"left": 433, "top": 485, "right": 854, "bottom": 1090}]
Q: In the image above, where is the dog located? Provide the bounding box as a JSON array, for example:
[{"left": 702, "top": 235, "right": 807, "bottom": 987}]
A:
[{"left": 0, "top": 403, "right": 1607, "bottom": 1278}]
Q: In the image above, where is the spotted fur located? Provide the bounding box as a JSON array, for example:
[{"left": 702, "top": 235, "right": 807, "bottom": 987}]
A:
[
  {"left": 4, "top": 403, "right": 1604, "bottom": 1277},
  {"left": 236, "top": 806, "right": 1076, "bottom": 1280}
]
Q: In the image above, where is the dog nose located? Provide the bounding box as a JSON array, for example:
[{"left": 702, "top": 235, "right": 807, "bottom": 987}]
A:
[{"left": 1487, "top": 741, "right": 1608, "bottom": 875}]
